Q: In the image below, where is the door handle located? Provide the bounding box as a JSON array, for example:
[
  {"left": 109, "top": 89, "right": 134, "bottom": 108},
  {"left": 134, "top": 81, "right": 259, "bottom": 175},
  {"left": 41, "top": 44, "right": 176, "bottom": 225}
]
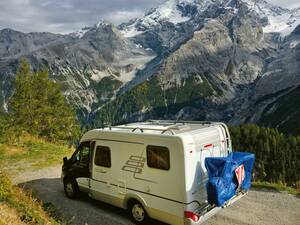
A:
[
  {"left": 117, "top": 180, "right": 126, "bottom": 195},
  {"left": 95, "top": 168, "right": 107, "bottom": 173}
]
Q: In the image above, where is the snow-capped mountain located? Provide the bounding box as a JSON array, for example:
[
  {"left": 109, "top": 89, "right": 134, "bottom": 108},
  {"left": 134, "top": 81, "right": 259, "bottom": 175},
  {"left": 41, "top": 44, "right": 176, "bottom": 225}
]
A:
[
  {"left": 119, "top": 0, "right": 203, "bottom": 37},
  {"left": 120, "top": 0, "right": 300, "bottom": 38},
  {"left": 1, "top": 0, "right": 300, "bottom": 133},
  {"left": 240, "top": 0, "right": 300, "bottom": 36}
]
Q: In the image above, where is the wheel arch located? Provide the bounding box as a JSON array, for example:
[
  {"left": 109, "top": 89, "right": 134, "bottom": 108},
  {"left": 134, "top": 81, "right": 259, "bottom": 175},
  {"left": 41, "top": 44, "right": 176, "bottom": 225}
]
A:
[{"left": 123, "top": 193, "right": 148, "bottom": 210}]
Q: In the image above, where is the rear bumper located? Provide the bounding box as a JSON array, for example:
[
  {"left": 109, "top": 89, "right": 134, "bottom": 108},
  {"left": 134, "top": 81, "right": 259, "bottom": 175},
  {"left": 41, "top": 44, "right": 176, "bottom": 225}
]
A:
[{"left": 184, "top": 192, "right": 247, "bottom": 225}]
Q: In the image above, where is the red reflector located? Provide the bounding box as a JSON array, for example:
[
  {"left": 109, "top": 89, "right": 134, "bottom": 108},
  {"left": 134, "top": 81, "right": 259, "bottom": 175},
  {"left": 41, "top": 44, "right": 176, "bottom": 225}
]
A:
[
  {"left": 184, "top": 211, "right": 200, "bottom": 222},
  {"left": 204, "top": 144, "right": 213, "bottom": 148}
]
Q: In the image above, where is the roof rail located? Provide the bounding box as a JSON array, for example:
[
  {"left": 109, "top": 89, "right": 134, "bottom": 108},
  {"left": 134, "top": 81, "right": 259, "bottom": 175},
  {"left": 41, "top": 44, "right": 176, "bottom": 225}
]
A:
[
  {"left": 147, "top": 120, "right": 214, "bottom": 125},
  {"left": 147, "top": 120, "right": 231, "bottom": 149},
  {"left": 108, "top": 126, "right": 176, "bottom": 135}
]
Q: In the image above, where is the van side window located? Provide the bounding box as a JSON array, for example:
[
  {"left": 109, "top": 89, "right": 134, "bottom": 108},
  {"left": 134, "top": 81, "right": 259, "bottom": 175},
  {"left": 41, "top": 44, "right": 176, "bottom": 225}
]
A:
[
  {"left": 72, "top": 141, "right": 91, "bottom": 164},
  {"left": 94, "top": 146, "right": 111, "bottom": 168},
  {"left": 146, "top": 145, "right": 170, "bottom": 170}
]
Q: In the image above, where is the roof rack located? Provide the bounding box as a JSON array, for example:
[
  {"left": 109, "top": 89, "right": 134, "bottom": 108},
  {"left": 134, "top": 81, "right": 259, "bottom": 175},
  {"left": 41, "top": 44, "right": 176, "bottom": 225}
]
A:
[
  {"left": 147, "top": 120, "right": 232, "bottom": 149},
  {"left": 108, "top": 125, "right": 176, "bottom": 135},
  {"left": 147, "top": 120, "right": 214, "bottom": 126}
]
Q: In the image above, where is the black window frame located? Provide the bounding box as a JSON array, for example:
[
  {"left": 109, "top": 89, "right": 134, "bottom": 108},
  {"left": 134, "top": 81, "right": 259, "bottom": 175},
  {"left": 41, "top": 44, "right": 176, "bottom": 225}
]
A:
[
  {"left": 71, "top": 141, "right": 91, "bottom": 164},
  {"left": 146, "top": 145, "right": 170, "bottom": 171},
  {"left": 94, "top": 146, "right": 111, "bottom": 168}
]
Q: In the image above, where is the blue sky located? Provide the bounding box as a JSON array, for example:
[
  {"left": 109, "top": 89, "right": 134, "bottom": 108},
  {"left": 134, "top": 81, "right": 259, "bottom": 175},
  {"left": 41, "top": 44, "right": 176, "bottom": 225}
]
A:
[{"left": 0, "top": 0, "right": 299, "bottom": 34}]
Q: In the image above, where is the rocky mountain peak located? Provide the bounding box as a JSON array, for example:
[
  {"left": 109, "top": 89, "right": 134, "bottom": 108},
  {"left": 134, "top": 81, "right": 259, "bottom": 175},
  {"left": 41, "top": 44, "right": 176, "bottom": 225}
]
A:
[
  {"left": 71, "top": 19, "right": 115, "bottom": 39},
  {"left": 1, "top": 0, "right": 300, "bottom": 132}
]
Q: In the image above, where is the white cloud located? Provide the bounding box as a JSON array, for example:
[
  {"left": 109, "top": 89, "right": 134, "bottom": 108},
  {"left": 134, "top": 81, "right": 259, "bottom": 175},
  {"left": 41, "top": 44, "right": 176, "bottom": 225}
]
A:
[
  {"left": 0, "top": 0, "right": 165, "bottom": 33},
  {"left": 0, "top": 0, "right": 299, "bottom": 34},
  {"left": 104, "top": 9, "right": 145, "bottom": 25}
]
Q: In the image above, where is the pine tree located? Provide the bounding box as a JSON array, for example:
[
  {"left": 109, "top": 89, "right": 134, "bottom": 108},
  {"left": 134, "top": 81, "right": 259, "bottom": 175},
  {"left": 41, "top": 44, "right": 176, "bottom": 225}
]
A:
[
  {"left": 230, "top": 124, "right": 300, "bottom": 187},
  {"left": 8, "top": 58, "right": 80, "bottom": 141}
]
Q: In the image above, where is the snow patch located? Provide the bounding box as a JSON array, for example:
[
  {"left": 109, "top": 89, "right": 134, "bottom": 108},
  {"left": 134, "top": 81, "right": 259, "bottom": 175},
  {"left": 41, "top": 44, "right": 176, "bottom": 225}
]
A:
[
  {"left": 241, "top": 0, "right": 300, "bottom": 36},
  {"left": 263, "top": 13, "right": 300, "bottom": 36},
  {"left": 290, "top": 40, "right": 300, "bottom": 48},
  {"left": 96, "top": 19, "right": 110, "bottom": 28},
  {"left": 153, "top": 0, "right": 191, "bottom": 24},
  {"left": 120, "top": 0, "right": 196, "bottom": 38},
  {"left": 72, "top": 27, "right": 90, "bottom": 38},
  {"left": 121, "top": 28, "right": 144, "bottom": 38}
]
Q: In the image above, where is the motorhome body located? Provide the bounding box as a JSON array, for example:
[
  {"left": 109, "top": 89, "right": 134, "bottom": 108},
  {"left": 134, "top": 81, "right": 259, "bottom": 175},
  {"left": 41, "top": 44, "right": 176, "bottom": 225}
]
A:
[{"left": 61, "top": 121, "right": 246, "bottom": 225}]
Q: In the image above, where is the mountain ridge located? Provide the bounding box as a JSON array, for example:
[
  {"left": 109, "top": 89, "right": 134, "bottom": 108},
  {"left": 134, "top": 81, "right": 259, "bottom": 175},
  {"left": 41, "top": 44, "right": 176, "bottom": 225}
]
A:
[{"left": 0, "top": 0, "right": 300, "bottom": 134}]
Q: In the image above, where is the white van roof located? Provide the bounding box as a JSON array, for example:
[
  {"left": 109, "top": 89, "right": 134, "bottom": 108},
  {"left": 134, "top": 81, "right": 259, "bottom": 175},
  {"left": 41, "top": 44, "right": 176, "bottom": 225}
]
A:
[{"left": 88, "top": 120, "right": 228, "bottom": 136}]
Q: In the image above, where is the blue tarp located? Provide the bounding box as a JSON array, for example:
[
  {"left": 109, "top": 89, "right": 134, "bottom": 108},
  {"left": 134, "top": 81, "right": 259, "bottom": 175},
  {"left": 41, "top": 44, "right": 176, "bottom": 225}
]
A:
[{"left": 205, "top": 152, "right": 255, "bottom": 206}]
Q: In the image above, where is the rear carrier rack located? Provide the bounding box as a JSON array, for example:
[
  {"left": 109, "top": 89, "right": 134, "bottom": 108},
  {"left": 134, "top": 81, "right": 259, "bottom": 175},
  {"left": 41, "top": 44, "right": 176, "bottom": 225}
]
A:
[{"left": 193, "top": 191, "right": 248, "bottom": 224}]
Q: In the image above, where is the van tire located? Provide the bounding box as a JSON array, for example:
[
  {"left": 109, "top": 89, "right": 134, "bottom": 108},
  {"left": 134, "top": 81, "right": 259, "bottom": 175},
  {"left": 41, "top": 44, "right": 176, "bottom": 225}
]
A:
[
  {"left": 128, "top": 200, "right": 148, "bottom": 224},
  {"left": 63, "top": 178, "right": 79, "bottom": 199}
]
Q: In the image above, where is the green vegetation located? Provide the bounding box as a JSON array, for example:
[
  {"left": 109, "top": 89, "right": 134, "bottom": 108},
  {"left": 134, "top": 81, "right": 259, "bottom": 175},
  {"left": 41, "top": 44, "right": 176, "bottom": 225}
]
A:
[
  {"left": 230, "top": 124, "right": 300, "bottom": 190},
  {"left": 0, "top": 59, "right": 76, "bottom": 225},
  {"left": 2, "top": 58, "right": 80, "bottom": 143},
  {"left": 0, "top": 134, "right": 73, "bottom": 176},
  {"left": 252, "top": 181, "right": 300, "bottom": 196},
  {"left": 0, "top": 171, "right": 62, "bottom": 225},
  {"left": 0, "top": 135, "right": 72, "bottom": 225},
  {"left": 89, "top": 75, "right": 123, "bottom": 112},
  {"left": 259, "top": 85, "right": 300, "bottom": 135},
  {"left": 90, "top": 73, "right": 217, "bottom": 127}
]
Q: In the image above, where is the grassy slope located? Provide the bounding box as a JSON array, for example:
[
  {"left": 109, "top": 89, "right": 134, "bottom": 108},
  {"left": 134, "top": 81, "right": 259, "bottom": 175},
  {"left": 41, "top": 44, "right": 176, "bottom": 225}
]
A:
[
  {"left": 0, "top": 135, "right": 73, "bottom": 176},
  {"left": 0, "top": 171, "right": 61, "bottom": 225},
  {"left": 0, "top": 135, "right": 73, "bottom": 225}
]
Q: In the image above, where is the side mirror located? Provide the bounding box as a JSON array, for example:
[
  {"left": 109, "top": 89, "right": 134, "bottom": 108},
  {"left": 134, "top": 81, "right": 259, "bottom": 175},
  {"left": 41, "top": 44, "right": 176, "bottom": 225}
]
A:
[{"left": 63, "top": 157, "right": 68, "bottom": 164}]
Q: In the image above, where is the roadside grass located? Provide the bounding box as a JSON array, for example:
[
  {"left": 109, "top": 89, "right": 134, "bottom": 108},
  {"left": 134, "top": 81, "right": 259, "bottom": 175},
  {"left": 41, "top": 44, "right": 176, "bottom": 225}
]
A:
[
  {"left": 252, "top": 181, "right": 300, "bottom": 196},
  {"left": 0, "top": 134, "right": 73, "bottom": 176},
  {"left": 0, "top": 135, "right": 72, "bottom": 225},
  {"left": 0, "top": 171, "right": 63, "bottom": 225}
]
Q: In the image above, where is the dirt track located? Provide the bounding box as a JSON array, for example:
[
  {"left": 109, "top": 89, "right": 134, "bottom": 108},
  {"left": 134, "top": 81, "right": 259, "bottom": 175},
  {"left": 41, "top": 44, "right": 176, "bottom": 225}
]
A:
[{"left": 16, "top": 166, "right": 300, "bottom": 225}]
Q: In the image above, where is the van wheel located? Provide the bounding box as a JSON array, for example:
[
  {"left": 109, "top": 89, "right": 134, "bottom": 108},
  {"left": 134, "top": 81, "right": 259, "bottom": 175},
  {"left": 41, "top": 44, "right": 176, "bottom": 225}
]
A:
[
  {"left": 129, "top": 201, "right": 148, "bottom": 224},
  {"left": 63, "top": 179, "right": 79, "bottom": 199}
]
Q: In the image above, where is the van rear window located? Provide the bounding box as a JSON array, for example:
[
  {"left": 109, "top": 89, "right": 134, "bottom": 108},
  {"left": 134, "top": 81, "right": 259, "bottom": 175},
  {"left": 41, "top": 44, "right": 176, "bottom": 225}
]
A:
[
  {"left": 95, "top": 146, "right": 111, "bottom": 168},
  {"left": 146, "top": 146, "right": 170, "bottom": 170}
]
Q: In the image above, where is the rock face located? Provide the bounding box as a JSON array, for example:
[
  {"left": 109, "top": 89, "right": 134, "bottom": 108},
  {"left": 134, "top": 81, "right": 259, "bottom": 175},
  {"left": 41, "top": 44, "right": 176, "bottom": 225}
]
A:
[
  {"left": 0, "top": 0, "right": 300, "bottom": 134},
  {"left": 0, "top": 22, "right": 155, "bottom": 121}
]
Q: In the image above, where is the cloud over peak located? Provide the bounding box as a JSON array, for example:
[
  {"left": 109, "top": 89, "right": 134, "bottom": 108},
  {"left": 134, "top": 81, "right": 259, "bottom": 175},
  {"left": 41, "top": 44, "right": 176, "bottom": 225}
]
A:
[{"left": 0, "top": 0, "right": 299, "bottom": 34}]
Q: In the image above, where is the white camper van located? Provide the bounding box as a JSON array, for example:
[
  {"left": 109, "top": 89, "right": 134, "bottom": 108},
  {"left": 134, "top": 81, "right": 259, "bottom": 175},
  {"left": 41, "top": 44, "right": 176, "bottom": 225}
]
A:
[{"left": 61, "top": 120, "right": 247, "bottom": 225}]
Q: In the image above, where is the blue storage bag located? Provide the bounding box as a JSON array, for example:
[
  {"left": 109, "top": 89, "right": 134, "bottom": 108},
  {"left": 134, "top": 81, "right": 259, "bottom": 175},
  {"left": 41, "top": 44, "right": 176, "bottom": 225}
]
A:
[{"left": 205, "top": 152, "right": 255, "bottom": 206}]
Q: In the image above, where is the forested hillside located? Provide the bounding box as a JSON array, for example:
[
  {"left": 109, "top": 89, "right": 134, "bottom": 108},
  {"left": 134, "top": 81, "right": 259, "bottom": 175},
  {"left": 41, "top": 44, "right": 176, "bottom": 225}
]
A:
[{"left": 230, "top": 124, "right": 300, "bottom": 189}]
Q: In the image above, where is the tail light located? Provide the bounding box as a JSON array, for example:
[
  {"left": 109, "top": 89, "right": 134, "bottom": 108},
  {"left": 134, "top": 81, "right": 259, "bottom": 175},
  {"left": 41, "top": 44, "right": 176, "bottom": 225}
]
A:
[{"left": 184, "top": 211, "right": 200, "bottom": 222}]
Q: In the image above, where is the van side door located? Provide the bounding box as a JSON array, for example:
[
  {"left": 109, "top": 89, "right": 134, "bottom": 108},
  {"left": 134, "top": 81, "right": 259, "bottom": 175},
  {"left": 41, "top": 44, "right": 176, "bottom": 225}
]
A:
[
  {"left": 69, "top": 141, "right": 95, "bottom": 191},
  {"left": 90, "top": 139, "right": 146, "bottom": 207},
  {"left": 90, "top": 141, "right": 114, "bottom": 203}
]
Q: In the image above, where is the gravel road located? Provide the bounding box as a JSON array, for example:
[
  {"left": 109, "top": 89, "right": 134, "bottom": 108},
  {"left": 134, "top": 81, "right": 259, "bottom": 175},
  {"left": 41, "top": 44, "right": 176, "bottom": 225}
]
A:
[{"left": 16, "top": 166, "right": 300, "bottom": 225}]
